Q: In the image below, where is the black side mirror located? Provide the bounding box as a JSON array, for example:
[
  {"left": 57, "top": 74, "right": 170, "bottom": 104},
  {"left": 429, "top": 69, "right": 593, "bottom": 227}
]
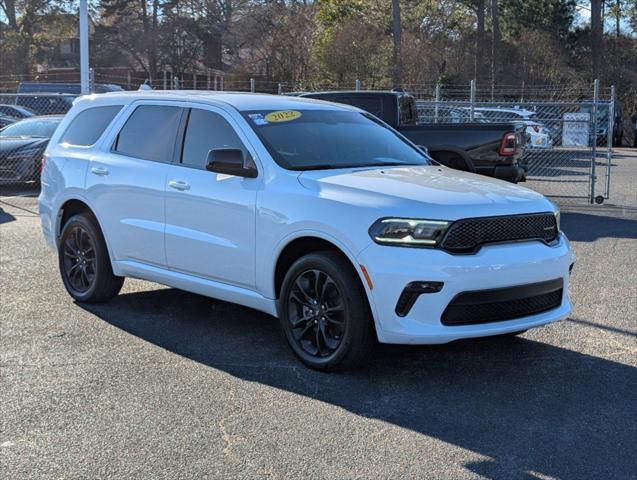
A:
[{"left": 205, "top": 149, "right": 257, "bottom": 178}]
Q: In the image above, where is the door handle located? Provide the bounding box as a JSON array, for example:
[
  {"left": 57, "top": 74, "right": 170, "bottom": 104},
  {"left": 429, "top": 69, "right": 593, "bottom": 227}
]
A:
[
  {"left": 168, "top": 180, "right": 190, "bottom": 191},
  {"left": 90, "top": 166, "right": 109, "bottom": 176}
]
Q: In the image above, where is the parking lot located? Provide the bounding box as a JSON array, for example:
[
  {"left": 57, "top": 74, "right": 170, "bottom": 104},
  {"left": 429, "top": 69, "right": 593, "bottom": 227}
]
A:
[{"left": 1, "top": 149, "right": 635, "bottom": 479}]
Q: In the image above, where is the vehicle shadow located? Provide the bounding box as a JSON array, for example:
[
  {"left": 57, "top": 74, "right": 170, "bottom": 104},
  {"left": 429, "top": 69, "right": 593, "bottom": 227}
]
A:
[
  {"left": 561, "top": 211, "right": 637, "bottom": 241},
  {"left": 0, "top": 207, "right": 16, "bottom": 224},
  {"left": 80, "top": 289, "right": 637, "bottom": 479}
]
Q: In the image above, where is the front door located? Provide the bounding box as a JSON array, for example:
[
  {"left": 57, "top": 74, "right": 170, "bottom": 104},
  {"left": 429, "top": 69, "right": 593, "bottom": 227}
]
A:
[{"left": 164, "top": 106, "right": 258, "bottom": 289}]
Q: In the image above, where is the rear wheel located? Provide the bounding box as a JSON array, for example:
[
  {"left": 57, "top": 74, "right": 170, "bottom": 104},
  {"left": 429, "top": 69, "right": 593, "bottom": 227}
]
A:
[
  {"left": 279, "top": 251, "right": 375, "bottom": 371},
  {"left": 58, "top": 213, "right": 123, "bottom": 303}
]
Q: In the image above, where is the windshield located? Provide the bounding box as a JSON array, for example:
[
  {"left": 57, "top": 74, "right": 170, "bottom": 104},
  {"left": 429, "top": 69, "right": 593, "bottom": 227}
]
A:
[
  {"left": 0, "top": 117, "right": 61, "bottom": 138},
  {"left": 243, "top": 109, "right": 430, "bottom": 170}
]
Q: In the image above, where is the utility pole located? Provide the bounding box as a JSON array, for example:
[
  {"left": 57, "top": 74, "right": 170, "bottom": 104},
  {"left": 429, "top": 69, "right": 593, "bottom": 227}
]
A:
[{"left": 79, "top": 0, "right": 90, "bottom": 94}]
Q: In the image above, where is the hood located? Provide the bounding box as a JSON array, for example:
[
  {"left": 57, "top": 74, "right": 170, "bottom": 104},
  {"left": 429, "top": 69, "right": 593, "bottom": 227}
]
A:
[
  {"left": 0, "top": 137, "right": 49, "bottom": 157},
  {"left": 298, "top": 165, "right": 555, "bottom": 220}
]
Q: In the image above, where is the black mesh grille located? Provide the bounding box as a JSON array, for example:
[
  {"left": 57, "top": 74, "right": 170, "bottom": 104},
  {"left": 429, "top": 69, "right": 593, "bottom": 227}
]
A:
[
  {"left": 442, "top": 279, "right": 563, "bottom": 326},
  {"left": 440, "top": 213, "right": 558, "bottom": 253}
]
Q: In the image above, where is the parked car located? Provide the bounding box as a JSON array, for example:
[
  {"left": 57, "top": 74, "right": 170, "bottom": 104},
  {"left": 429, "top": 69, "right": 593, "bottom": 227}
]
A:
[
  {"left": 0, "top": 115, "right": 17, "bottom": 129},
  {"left": 14, "top": 94, "right": 76, "bottom": 115},
  {"left": 474, "top": 107, "right": 553, "bottom": 149},
  {"left": 579, "top": 101, "right": 624, "bottom": 147},
  {"left": 0, "top": 104, "right": 36, "bottom": 119},
  {"left": 0, "top": 115, "right": 63, "bottom": 184},
  {"left": 39, "top": 92, "right": 574, "bottom": 370},
  {"left": 17, "top": 81, "right": 125, "bottom": 94},
  {"left": 298, "top": 91, "right": 527, "bottom": 183}
]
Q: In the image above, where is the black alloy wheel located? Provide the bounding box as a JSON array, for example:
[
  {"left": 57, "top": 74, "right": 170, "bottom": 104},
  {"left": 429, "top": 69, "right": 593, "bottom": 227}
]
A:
[
  {"left": 287, "top": 269, "right": 346, "bottom": 358},
  {"left": 279, "top": 251, "right": 375, "bottom": 371},
  {"left": 58, "top": 213, "right": 124, "bottom": 303},
  {"left": 62, "top": 224, "right": 97, "bottom": 293}
]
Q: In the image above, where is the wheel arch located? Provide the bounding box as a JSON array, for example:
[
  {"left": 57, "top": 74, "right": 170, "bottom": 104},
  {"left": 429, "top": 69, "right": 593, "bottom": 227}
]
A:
[
  {"left": 55, "top": 196, "right": 116, "bottom": 269},
  {"left": 427, "top": 145, "right": 476, "bottom": 173},
  {"left": 272, "top": 234, "right": 372, "bottom": 302}
]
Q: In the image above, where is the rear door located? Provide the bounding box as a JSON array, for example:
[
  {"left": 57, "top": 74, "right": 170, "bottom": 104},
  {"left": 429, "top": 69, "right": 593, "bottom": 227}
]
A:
[
  {"left": 164, "top": 105, "right": 258, "bottom": 289},
  {"left": 86, "top": 102, "right": 185, "bottom": 267}
]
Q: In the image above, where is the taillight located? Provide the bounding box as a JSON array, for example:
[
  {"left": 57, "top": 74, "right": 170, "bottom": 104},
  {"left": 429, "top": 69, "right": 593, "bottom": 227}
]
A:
[
  {"left": 40, "top": 153, "right": 48, "bottom": 173},
  {"left": 498, "top": 132, "right": 518, "bottom": 156}
]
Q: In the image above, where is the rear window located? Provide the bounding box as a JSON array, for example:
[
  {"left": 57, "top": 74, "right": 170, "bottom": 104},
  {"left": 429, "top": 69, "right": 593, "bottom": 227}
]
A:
[
  {"left": 59, "top": 105, "right": 122, "bottom": 146},
  {"left": 114, "top": 105, "right": 183, "bottom": 162}
]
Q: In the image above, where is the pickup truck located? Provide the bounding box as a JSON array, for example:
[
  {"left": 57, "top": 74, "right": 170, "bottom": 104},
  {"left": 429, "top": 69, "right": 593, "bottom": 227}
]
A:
[{"left": 298, "top": 90, "right": 526, "bottom": 183}]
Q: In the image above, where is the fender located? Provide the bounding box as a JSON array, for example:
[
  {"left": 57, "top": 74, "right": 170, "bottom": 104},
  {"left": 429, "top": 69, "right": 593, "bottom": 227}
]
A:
[
  {"left": 53, "top": 191, "right": 120, "bottom": 275},
  {"left": 266, "top": 228, "right": 382, "bottom": 330},
  {"left": 426, "top": 145, "right": 476, "bottom": 173}
]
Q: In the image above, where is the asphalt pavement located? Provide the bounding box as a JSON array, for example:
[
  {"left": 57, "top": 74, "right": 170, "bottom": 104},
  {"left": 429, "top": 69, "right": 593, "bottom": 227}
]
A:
[{"left": 1, "top": 150, "right": 636, "bottom": 479}]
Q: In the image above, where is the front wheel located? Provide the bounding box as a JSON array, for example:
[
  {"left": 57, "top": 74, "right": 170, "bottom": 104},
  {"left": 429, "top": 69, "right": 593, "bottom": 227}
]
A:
[
  {"left": 279, "top": 251, "right": 375, "bottom": 371},
  {"left": 58, "top": 213, "right": 124, "bottom": 303}
]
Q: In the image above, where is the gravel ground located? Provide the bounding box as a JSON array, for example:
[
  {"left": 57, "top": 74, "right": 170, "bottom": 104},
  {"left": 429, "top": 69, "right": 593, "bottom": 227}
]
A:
[{"left": 1, "top": 150, "right": 636, "bottom": 479}]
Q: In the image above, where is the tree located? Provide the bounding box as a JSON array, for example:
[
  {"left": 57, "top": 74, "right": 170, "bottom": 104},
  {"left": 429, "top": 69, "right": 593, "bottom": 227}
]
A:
[{"left": 391, "top": 0, "right": 402, "bottom": 86}]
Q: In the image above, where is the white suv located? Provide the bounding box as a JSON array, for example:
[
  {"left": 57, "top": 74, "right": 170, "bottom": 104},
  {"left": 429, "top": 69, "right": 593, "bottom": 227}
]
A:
[{"left": 39, "top": 91, "right": 574, "bottom": 370}]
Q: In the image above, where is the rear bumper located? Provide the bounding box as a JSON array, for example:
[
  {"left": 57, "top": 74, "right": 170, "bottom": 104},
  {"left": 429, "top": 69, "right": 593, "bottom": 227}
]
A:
[
  {"left": 357, "top": 233, "right": 574, "bottom": 345},
  {"left": 475, "top": 164, "right": 526, "bottom": 183}
]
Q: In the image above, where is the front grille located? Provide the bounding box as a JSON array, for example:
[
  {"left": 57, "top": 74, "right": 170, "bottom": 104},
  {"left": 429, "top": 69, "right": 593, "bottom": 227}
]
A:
[
  {"left": 440, "top": 213, "right": 558, "bottom": 254},
  {"left": 442, "top": 278, "right": 563, "bottom": 326}
]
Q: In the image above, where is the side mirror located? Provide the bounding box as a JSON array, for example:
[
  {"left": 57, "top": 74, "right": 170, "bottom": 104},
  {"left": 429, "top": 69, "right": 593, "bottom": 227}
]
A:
[{"left": 205, "top": 149, "right": 257, "bottom": 178}]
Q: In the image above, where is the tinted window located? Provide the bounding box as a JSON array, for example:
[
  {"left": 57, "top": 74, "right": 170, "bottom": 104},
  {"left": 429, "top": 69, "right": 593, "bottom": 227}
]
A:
[
  {"left": 182, "top": 109, "right": 247, "bottom": 168},
  {"left": 244, "top": 109, "right": 429, "bottom": 170},
  {"left": 115, "top": 105, "right": 183, "bottom": 162},
  {"left": 59, "top": 105, "right": 122, "bottom": 146}
]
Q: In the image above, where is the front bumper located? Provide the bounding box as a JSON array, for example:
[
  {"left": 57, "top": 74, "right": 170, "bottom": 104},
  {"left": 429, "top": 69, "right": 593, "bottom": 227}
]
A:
[{"left": 357, "top": 233, "right": 574, "bottom": 344}]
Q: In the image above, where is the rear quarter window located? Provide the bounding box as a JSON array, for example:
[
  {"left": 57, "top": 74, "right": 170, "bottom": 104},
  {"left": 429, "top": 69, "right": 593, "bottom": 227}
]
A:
[{"left": 59, "top": 105, "right": 123, "bottom": 146}]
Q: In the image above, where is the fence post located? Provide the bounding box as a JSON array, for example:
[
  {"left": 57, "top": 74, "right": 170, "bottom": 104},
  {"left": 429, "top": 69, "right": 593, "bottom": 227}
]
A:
[
  {"left": 250, "top": 78, "right": 255, "bottom": 92},
  {"left": 173, "top": 75, "right": 179, "bottom": 89},
  {"left": 88, "top": 68, "right": 95, "bottom": 93},
  {"left": 193, "top": 72, "right": 197, "bottom": 90},
  {"left": 605, "top": 85, "right": 615, "bottom": 199},
  {"left": 469, "top": 79, "right": 476, "bottom": 121},
  {"left": 163, "top": 71, "right": 167, "bottom": 90},
  {"left": 127, "top": 71, "right": 131, "bottom": 90},
  {"left": 590, "top": 79, "right": 599, "bottom": 204},
  {"left": 434, "top": 83, "right": 441, "bottom": 124},
  {"left": 355, "top": 79, "right": 361, "bottom": 91},
  {"left": 220, "top": 76, "right": 224, "bottom": 91},
  {"left": 278, "top": 83, "right": 282, "bottom": 95}
]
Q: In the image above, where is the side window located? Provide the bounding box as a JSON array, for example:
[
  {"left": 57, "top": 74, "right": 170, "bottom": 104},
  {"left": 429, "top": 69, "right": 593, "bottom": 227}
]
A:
[
  {"left": 181, "top": 108, "right": 247, "bottom": 169},
  {"left": 59, "top": 105, "right": 122, "bottom": 146},
  {"left": 114, "top": 105, "right": 183, "bottom": 162}
]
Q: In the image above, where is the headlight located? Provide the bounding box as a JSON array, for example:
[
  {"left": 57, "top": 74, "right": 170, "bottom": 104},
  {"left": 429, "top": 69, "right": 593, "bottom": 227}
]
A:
[{"left": 369, "top": 218, "right": 450, "bottom": 247}]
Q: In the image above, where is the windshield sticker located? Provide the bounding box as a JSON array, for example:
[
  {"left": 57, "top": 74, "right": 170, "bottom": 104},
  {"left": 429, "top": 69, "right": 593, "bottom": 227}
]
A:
[
  {"left": 264, "top": 110, "right": 302, "bottom": 123},
  {"left": 248, "top": 113, "right": 268, "bottom": 125}
]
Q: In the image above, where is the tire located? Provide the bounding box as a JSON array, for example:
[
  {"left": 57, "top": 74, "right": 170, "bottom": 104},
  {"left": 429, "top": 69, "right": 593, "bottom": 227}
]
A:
[
  {"left": 279, "top": 251, "right": 375, "bottom": 371},
  {"left": 58, "top": 212, "right": 124, "bottom": 303}
]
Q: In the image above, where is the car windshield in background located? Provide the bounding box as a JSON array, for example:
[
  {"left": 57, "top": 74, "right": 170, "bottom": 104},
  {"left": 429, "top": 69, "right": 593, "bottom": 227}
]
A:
[
  {"left": 243, "top": 109, "right": 430, "bottom": 170},
  {"left": 0, "top": 117, "right": 61, "bottom": 138}
]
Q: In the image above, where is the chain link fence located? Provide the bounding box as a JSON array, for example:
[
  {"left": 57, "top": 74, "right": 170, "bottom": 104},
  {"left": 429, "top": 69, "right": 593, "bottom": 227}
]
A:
[
  {"left": 409, "top": 81, "right": 617, "bottom": 204},
  {"left": 0, "top": 74, "right": 619, "bottom": 205}
]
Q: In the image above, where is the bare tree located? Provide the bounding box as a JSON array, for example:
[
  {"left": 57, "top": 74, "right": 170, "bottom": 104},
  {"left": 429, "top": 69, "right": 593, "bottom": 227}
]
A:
[
  {"left": 391, "top": 0, "right": 402, "bottom": 87},
  {"left": 490, "top": 0, "right": 500, "bottom": 93}
]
